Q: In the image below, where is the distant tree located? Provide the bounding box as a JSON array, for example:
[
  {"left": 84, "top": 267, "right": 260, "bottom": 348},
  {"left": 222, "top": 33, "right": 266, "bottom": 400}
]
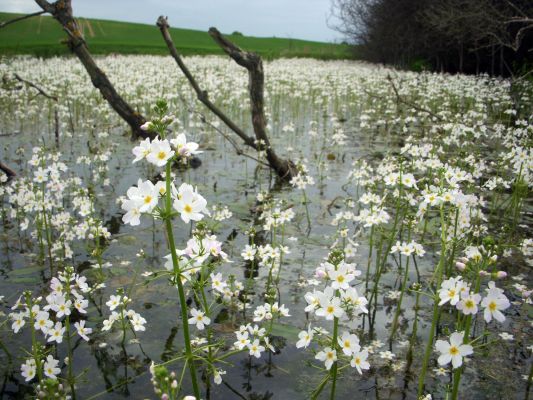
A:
[{"left": 330, "top": 0, "right": 533, "bottom": 76}]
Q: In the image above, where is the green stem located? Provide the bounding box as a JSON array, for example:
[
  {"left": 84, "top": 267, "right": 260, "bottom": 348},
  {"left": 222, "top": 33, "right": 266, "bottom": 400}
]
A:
[
  {"left": 164, "top": 161, "right": 201, "bottom": 400},
  {"left": 329, "top": 316, "right": 339, "bottom": 400},
  {"left": 417, "top": 203, "right": 447, "bottom": 396}
]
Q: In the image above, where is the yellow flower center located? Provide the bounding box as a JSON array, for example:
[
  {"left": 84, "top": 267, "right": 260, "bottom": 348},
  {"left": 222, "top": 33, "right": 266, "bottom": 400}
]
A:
[
  {"left": 355, "top": 357, "right": 361, "bottom": 365},
  {"left": 326, "top": 306, "right": 334, "bottom": 314},
  {"left": 465, "top": 299, "right": 474, "bottom": 308},
  {"left": 144, "top": 195, "right": 152, "bottom": 204},
  {"left": 449, "top": 346, "right": 459, "bottom": 355},
  {"left": 184, "top": 204, "right": 193, "bottom": 213},
  {"left": 489, "top": 301, "right": 497, "bottom": 311},
  {"left": 157, "top": 151, "right": 167, "bottom": 160},
  {"left": 344, "top": 340, "right": 350, "bottom": 348}
]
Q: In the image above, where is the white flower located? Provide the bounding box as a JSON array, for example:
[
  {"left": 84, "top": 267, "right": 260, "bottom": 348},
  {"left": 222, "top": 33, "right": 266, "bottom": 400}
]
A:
[
  {"left": 34, "top": 311, "right": 52, "bottom": 333},
  {"left": 329, "top": 264, "right": 355, "bottom": 290},
  {"left": 315, "top": 347, "right": 337, "bottom": 370},
  {"left": 234, "top": 331, "right": 250, "bottom": 350},
  {"left": 11, "top": 312, "right": 26, "bottom": 333},
  {"left": 435, "top": 331, "right": 473, "bottom": 369},
  {"left": 338, "top": 332, "right": 360, "bottom": 356},
  {"left": 456, "top": 292, "right": 481, "bottom": 315},
  {"left": 213, "top": 369, "right": 226, "bottom": 385},
  {"left": 241, "top": 244, "right": 257, "bottom": 261},
  {"left": 47, "top": 322, "right": 65, "bottom": 344},
  {"left": 74, "top": 320, "right": 92, "bottom": 341},
  {"left": 379, "top": 350, "right": 395, "bottom": 360},
  {"left": 130, "top": 313, "right": 147, "bottom": 331},
  {"left": 296, "top": 325, "right": 313, "bottom": 349},
  {"left": 132, "top": 138, "right": 152, "bottom": 163},
  {"left": 188, "top": 308, "right": 210, "bottom": 330},
  {"left": 315, "top": 289, "right": 344, "bottom": 320},
  {"left": 247, "top": 339, "right": 265, "bottom": 358},
  {"left": 170, "top": 133, "right": 201, "bottom": 158},
  {"left": 21, "top": 358, "right": 36, "bottom": 382},
  {"left": 126, "top": 179, "right": 159, "bottom": 213},
  {"left": 438, "top": 277, "right": 466, "bottom": 306},
  {"left": 43, "top": 355, "right": 60, "bottom": 379},
  {"left": 499, "top": 332, "right": 514, "bottom": 341},
  {"left": 52, "top": 296, "right": 72, "bottom": 318},
  {"left": 481, "top": 282, "right": 510, "bottom": 323},
  {"left": 173, "top": 185, "right": 208, "bottom": 224},
  {"left": 210, "top": 272, "right": 227, "bottom": 292},
  {"left": 122, "top": 199, "right": 142, "bottom": 226},
  {"left": 342, "top": 287, "right": 368, "bottom": 314},
  {"left": 146, "top": 139, "right": 175, "bottom": 167},
  {"left": 351, "top": 350, "right": 370, "bottom": 374},
  {"left": 106, "top": 295, "right": 121, "bottom": 311}
]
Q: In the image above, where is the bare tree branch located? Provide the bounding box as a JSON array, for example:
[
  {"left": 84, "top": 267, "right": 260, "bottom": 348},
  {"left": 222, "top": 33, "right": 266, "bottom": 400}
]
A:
[
  {"left": 156, "top": 16, "right": 295, "bottom": 180},
  {"left": 0, "top": 10, "right": 46, "bottom": 29},
  {"left": 207, "top": 26, "right": 296, "bottom": 179},
  {"left": 156, "top": 17, "right": 256, "bottom": 149},
  {"left": 12, "top": 73, "right": 58, "bottom": 101},
  {"left": 33, "top": 0, "right": 152, "bottom": 140},
  {"left": 176, "top": 89, "right": 269, "bottom": 166},
  {"left": 386, "top": 75, "right": 443, "bottom": 121}
]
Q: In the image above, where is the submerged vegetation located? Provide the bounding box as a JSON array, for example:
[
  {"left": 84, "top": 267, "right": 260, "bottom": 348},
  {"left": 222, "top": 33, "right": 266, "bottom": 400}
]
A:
[{"left": 0, "top": 55, "right": 532, "bottom": 399}]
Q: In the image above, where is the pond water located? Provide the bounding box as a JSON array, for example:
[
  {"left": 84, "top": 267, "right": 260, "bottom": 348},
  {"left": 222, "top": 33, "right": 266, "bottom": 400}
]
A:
[{"left": 0, "top": 56, "right": 531, "bottom": 399}]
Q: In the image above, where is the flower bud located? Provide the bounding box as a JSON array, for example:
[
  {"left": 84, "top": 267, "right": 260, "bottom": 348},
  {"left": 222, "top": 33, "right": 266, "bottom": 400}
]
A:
[
  {"left": 496, "top": 271, "right": 507, "bottom": 279},
  {"left": 455, "top": 262, "right": 466, "bottom": 271},
  {"left": 314, "top": 268, "right": 327, "bottom": 279}
]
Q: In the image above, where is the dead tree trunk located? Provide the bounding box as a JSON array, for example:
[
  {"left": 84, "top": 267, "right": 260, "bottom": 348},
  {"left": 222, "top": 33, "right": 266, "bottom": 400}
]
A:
[
  {"left": 33, "top": 0, "right": 152, "bottom": 140},
  {"left": 157, "top": 17, "right": 295, "bottom": 180}
]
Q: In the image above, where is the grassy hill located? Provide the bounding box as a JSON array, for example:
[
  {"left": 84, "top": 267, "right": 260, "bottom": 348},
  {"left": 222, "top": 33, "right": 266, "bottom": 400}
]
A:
[{"left": 0, "top": 12, "right": 354, "bottom": 60}]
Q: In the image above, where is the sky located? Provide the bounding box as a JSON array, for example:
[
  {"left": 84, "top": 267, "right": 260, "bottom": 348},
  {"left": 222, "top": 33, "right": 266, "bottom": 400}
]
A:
[{"left": 1, "top": 0, "right": 343, "bottom": 42}]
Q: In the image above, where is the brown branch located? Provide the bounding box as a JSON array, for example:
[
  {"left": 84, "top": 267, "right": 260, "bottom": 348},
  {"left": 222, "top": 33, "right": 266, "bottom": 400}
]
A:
[
  {"left": 157, "top": 16, "right": 295, "bottom": 180},
  {"left": 13, "top": 73, "right": 58, "bottom": 101},
  {"left": 33, "top": 0, "right": 151, "bottom": 140},
  {"left": 386, "top": 75, "right": 443, "bottom": 121},
  {"left": 0, "top": 162, "right": 16, "bottom": 180},
  {"left": 185, "top": 99, "right": 270, "bottom": 167},
  {"left": 0, "top": 10, "right": 46, "bottom": 29},
  {"left": 156, "top": 16, "right": 256, "bottom": 149},
  {"left": 207, "top": 27, "right": 296, "bottom": 179}
]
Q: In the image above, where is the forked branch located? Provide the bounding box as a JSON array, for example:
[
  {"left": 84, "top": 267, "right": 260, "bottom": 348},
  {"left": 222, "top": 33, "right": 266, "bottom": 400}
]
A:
[
  {"left": 156, "top": 16, "right": 255, "bottom": 149},
  {"left": 12, "top": 73, "right": 58, "bottom": 101},
  {"left": 157, "top": 16, "right": 295, "bottom": 180}
]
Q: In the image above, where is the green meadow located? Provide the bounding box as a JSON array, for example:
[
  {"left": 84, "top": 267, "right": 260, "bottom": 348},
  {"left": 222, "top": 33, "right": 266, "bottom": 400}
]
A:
[{"left": 0, "top": 12, "right": 354, "bottom": 59}]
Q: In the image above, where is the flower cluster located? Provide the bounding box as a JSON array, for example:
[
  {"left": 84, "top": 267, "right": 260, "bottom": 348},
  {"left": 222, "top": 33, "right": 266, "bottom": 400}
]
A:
[
  {"left": 298, "top": 250, "right": 370, "bottom": 379},
  {"left": 10, "top": 267, "right": 93, "bottom": 382},
  {"left": 102, "top": 292, "right": 147, "bottom": 333}
]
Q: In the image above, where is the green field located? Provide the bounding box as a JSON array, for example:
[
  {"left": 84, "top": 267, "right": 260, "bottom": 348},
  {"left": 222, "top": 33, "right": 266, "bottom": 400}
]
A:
[{"left": 0, "top": 12, "right": 354, "bottom": 59}]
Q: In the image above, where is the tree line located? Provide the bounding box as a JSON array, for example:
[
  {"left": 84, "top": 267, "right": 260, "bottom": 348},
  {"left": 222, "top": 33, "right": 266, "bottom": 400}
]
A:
[{"left": 331, "top": 0, "right": 533, "bottom": 77}]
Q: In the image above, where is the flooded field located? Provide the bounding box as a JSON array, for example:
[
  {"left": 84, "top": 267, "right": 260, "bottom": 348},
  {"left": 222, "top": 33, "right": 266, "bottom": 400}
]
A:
[{"left": 0, "top": 55, "right": 531, "bottom": 399}]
